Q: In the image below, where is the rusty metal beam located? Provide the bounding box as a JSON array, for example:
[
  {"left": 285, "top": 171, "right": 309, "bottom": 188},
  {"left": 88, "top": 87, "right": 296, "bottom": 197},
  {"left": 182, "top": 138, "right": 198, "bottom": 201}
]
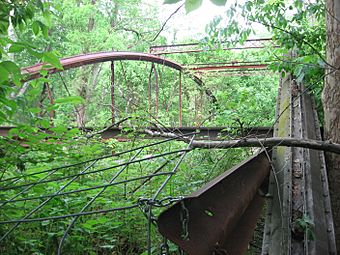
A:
[
  {"left": 157, "top": 151, "right": 270, "bottom": 255},
  {"left": 110, "top": 61, "right": 115, "bottom": 124},
  {"left": 199, "top": 71, "right": 272, "bottom": 77},
  {"left": 189, "top": 63, "right": 268, "bottom": 72},
  {"left": 0, "top": 126, "right": 273, "bottom": 141},
  {"left": 151, "top": 46, "right": 272, "bottom": 55},
  {"left": 150, "top": 38, "right": 272, "bottom": 50},
  {"left": 185, "top": 60, "right": 273, "bottom": 67},
  {"left": 179, "top": 71, "right": 182, "bottom": 127},
  {"left": 148, "top": 64, "right": 153, "bottom": 115},
  {"left": 150, "top": 38, "right": 275, "bottom": 55},
  {"left": 21, "top": 51, "right": 203, "bottom": 86}
]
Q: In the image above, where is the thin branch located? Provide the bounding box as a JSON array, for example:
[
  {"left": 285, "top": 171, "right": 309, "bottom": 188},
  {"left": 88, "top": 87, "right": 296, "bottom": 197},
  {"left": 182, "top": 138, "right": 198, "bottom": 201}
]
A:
[
  {"left": 85, "top": 117, "right": 131, "bottom": 138},
  {"left": 121, "top": 27, "right": 141, "bottom": 38},
  {"left": 151, "top": 4, "right": 184, "bottom": 42},
  {"left": 0, "top": 172, "right": 173, "bottom": 204},
  {"left": 0, "top": 148, "right": 191, "bottom": 192},
  {"left": 0, "top": 132, "right": 196, "bottom": 184},
  {"left": 145, "top": 130, "right": 340, "bottom": 154},
  {"left": 193, "top": 137, "right": 340, "bottom": 154},
  {"left": 57, "top": 149, "right": 143, "bottom": 254},
  {"left": 0, "top": 204, "right": 140, "bottom": 224}
]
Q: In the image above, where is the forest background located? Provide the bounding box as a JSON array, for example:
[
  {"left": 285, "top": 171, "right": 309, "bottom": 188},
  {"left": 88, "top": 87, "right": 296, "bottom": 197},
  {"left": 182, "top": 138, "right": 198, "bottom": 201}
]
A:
[{"left": 0, "top": 0, "right": 337, "bottom": 254}]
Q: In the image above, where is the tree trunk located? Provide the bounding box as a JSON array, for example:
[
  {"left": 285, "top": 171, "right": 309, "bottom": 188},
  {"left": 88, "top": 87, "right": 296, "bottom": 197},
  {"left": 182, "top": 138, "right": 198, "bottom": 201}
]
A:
[
  {"left": 75, "top": 0, "right": 96, "bottom": 128},
  {"left": 322, "top": 0, "right": 340, "bottom": 251},
  {"left": 76, "top": 74, "right": 88, "bottom": 128}
]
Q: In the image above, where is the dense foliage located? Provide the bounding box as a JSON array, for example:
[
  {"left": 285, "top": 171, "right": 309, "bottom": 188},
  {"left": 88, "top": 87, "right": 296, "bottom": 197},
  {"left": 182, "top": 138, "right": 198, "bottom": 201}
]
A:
[{"left": 0, "top": 0, "right": 292, "bottom": 254}]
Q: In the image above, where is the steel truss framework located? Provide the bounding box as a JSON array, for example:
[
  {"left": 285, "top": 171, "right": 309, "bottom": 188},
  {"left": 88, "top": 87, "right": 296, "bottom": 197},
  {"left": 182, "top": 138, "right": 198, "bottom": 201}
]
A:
[{"left": 0, "top": 45, "right": 336, "bottom": 255}]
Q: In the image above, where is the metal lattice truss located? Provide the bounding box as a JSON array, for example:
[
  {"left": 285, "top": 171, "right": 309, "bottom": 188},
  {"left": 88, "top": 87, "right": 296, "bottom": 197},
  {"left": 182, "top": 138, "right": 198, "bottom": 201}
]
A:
[{"left": 0, "top": 133, "right": 196, "bottom": 254}]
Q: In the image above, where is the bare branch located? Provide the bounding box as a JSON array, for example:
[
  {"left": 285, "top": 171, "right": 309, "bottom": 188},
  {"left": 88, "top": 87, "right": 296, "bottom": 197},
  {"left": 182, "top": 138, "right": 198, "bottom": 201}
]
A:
[
  {"left": 145, "top": 129, "right": 340, "bottom": 154},
  {"left": 85, "top": 117, "right": 131, "bottom": 138},
  {"left": 150, "top": 4, "right": 184, "bottom": 42}
]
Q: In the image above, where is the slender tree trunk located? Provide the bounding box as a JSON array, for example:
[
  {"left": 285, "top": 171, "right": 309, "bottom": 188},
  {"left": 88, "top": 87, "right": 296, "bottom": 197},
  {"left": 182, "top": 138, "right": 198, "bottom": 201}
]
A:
[
  {"left": 322, "top": 0, "right": 340, "bottom": 251},
  {"left": 76, "top": 74, "right": 88, "bottom": 128},
  {"left": 8, "top": 10, "right": 15, "bottom": 61},
  {"left": 76, "top": 0, "right": 96, "bottom": 128},
  {"left": 45, "top": 83, "right": 55, "bottom": 126}
]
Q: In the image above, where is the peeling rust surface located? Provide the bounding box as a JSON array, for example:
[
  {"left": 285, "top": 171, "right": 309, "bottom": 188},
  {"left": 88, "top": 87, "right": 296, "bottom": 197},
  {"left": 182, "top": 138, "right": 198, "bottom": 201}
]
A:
[{"left": 158, "top": 151, "right": 270, "bottom": 255}]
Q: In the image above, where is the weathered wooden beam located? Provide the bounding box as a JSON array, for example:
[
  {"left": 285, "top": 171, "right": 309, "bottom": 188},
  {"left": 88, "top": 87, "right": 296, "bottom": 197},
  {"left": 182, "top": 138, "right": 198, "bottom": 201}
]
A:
[{"left": 262, "top": 75, "right": 336, "bottom": 255}]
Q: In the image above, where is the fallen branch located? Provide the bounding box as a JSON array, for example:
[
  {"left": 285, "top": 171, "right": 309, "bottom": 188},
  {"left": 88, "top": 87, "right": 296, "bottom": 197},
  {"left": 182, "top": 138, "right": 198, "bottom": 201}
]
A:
[
  {"left": 85, "top": 117, "right": 131, "bottom": 138},
  {"left": 145, "top": 129, "right": 340, "bottom": 154}
]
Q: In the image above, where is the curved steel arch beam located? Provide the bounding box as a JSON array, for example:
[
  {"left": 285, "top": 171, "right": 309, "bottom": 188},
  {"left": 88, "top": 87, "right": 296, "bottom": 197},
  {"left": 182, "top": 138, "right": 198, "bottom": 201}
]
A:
[{"left": 21, "top": 51, "right": 203, "bottom": 86}]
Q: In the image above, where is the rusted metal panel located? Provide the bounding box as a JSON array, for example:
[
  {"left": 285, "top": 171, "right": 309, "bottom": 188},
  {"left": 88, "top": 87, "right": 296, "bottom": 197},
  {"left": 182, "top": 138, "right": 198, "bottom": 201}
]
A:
[
  {"left": 222, "top": 193, "right": 265, "bottom": 255},
  {"left": 158, "top": 151, "right": 270, "bottom": 255}
]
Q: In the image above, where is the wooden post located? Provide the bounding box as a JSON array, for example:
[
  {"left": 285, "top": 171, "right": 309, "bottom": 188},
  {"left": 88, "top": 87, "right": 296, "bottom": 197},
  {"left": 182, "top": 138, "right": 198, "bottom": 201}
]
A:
[
  {"left": 179, "top": 71, "right": 182, "bottom": 127},
  {"left": 110, "top": 61, "right": 115, "bottom": 124}
]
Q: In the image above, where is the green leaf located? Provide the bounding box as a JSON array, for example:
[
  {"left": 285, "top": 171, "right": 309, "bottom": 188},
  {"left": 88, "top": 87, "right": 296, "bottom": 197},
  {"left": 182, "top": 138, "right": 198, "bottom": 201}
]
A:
[
  {"left": 55, "top": 96, "right": 84, "bottom": 105},
  {"left": 185, "top": 0, "right": 203, "bottom": 13},
  {"left": 8, "top": 43, "right": 25, "bottom": 53},
  {"left": 39, "top": 22, "right": 49, "bottom": 38},
  {"left": 27, "top": 48, "right": 43, "bottom": 59},
  {"left": 39, "top": 119, "right": 50, "bottom": 128},
  {"left": 164, "top": 0, "right": 182, "bottom": 3},
  {"left": 0, "top": 110, "right": 7, "bottom": 122},
  {"left": 0, "top": 97, "right": 17, "bottom": 112},
  {"left": 32, "top": 20, "right": 40, "bottom": 35},
  {"left": 210, "top": 0, "right": 227, "bottom": 6},
  {"left": 1, "top": 61, "right": 20, "bottom": 75},
  {"left": 0, "top": 66, "right": 9, "bottom": 83},
  {"left": 42, "top": 52, "right": 63, "bottom": 70},
  {"left": 43, "top": 11, "right": 52, "bottom": 26},
  {"left": 28, "top": 107, "right": 41, "bottom": 114}
]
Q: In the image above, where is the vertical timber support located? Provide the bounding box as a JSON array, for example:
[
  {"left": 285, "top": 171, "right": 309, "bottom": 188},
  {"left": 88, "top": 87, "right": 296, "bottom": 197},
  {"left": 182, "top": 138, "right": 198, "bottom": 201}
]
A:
[
  {"left": 262, "top": 74, "right": 336, "bottom": 255},
  {"left": 110, "top": 61, "right": 115, "bottom": 124},
  {"left": 179, "top": 71, "right": 182, "bottom": 127}
]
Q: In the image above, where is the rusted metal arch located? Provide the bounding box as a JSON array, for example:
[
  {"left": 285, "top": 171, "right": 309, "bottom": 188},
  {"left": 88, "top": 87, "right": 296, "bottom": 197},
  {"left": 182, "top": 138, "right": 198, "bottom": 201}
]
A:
[{"left": 21, "top": 51, "right": 203, "bottom": 86}]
